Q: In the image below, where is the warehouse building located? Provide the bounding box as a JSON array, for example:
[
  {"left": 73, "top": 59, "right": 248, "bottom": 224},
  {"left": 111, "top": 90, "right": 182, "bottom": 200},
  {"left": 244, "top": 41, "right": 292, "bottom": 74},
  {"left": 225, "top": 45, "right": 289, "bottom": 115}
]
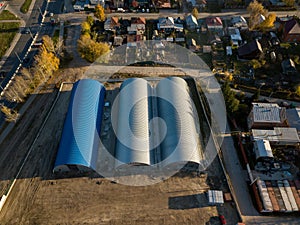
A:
[
  {"left": 53, "top": 79, "right": 106, "bottom": 173},
  {"left": 114, "top": 78, "right": 155, "bottom": 168},
  {"left": 54, "top": 77, "right": 203, "bottom": 173},
  {"left": 156, "top": 77, "right": 202, "bottom": 169}
]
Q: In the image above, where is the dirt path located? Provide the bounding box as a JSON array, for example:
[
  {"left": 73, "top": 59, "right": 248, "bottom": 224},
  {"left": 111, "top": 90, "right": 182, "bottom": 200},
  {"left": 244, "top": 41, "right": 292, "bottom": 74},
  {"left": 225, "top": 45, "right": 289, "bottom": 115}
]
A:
[
  {"left": 0, "top": 87, "right": 58, "bottom": 195},
  {"left": 0, "top": 84, "right": 73, "bottom": 223}
]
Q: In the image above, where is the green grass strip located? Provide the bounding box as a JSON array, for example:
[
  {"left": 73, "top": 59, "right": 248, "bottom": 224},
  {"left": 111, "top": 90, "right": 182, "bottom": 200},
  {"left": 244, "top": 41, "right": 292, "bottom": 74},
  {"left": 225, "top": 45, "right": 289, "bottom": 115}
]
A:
[
  {"left": 0, "top": 10, "right": 19, "bottom": 20},
  {"left": 0, "top": 22, "right": 20, "bottom": 58}
]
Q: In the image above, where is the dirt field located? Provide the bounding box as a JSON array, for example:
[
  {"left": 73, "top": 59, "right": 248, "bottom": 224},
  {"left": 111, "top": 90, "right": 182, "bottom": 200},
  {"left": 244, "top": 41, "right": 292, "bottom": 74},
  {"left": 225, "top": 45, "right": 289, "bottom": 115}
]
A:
[{"left": 0, "top": 24, "right": 239, "bottom": 225}]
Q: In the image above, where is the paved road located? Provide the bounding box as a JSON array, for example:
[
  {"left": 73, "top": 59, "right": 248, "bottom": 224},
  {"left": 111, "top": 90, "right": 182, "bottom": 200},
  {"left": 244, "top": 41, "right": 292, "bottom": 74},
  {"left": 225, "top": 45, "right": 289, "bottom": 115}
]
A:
[
  {"left": 0, "top": 0, "right": 46, "bottom": 89},
  {"left": 58, "top": 7, "right": 300, "bottom": 23},
  {"left": 233, "top": 88, "right": 300, "bottom": 106},
  {"left": 0, "top": 0, "right": 63, "bottom": 128},
  {"left": 0, "top": 0, "right": 64, "bottom": 89}
]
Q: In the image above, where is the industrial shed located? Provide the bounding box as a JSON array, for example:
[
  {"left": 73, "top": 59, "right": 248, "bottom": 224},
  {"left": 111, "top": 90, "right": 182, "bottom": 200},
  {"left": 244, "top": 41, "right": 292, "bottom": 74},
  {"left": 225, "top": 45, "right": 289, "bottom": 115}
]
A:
[
  {"left": 53, "top": 79, "right": 106, "bottom": 173},
  {"left": 156, "top": 77, "right": 202, "bottom": 169},
  {"left": 114, "top": 78, "right": 155, "bottom": 168},
  {"left": 114, "top": 77, "right": 202, "bottom": 170}
]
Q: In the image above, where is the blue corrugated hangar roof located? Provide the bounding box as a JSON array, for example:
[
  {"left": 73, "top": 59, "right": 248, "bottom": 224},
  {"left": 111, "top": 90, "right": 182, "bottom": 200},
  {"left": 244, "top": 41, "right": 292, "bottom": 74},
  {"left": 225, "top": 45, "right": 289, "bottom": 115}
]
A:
[{"left": 53, "top": 79, "right": 106, "bottom": 172}]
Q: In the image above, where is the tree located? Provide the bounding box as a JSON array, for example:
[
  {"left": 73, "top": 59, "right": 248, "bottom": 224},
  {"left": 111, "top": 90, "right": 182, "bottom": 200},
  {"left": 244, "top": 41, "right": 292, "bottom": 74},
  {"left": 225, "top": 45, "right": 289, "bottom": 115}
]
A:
[
  {"left": 258, "top": 12, "right": 276, "bottom": 31},
  {"left": 86, "top": 15, "right": 94, "bottom": 26},
  {"left": 35, "top": 49, "right": 60, "bottom": 78},
  {"left": 0, "top": 104, "right": 19, "bottom": 122},
  {"left": 81, "top": 21, "right": 91, "bottom": 34},
  {"left": 42, "top": 35, "right": 55, "bottom": 53},
  {"left": 221, "top": 82, "right": 240, "bottom": 115},
  {"left": 247, "top": 0, "right": 267, "bottom": 30},
  {"left": 78, "top": 35, "right": 110, "bottom": 62},
  {"left": 252, "top": 89, "right": 260, "bottom": 101},
  {"left": 295, "top": 85, "right": 300, "bottom": 97},
  {"left": 94, "top": 4, "right": 105, "bottom": 22},
  {"left": 283, "top": 0, "right": 295, "bottom": 6},
  {"left": 192, "top": 7, "right": 199, "bottom": 18}
]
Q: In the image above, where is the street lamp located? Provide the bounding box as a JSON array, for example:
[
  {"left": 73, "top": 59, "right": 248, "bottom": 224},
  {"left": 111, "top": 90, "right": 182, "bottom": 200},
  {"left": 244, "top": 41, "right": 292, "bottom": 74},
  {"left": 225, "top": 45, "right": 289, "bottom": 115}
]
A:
[
  {"left": 15, "top": 52, "right": 22, "bottom": 63},
  {"left": 27, "top": 27, "right": 34, "bottom": 39}
]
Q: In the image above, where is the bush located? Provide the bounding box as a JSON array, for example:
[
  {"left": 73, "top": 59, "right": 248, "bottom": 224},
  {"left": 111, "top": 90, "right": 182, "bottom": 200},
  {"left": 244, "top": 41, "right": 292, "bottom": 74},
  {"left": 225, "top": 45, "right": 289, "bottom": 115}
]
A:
[{"left": 20, "top": 0, "right": 32, "bottom": 14}]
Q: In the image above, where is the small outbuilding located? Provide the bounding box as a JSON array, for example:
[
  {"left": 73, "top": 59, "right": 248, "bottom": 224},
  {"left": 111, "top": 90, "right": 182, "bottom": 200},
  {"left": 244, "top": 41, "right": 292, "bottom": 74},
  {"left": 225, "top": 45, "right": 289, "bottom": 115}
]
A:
[
  {"left": 253, "top": 139, "right": 274, "bottom": 161},
  {"left": 207, "top": 190, "right": 224, "bottom": 205}
]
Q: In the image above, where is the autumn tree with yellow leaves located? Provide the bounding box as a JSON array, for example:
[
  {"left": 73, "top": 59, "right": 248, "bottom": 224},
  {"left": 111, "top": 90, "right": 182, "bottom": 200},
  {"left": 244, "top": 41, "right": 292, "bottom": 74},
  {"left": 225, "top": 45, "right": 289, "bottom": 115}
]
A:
[
  {"left": 4, "top": 36, "right": 60, "bottom": 104},
  {"left": 258, "top": 12, "right": 276, "bottom": 31},
  {"left": 247, "top": 0, "right": 276, "bottom": 30},
  {"left": 81, "top": 21, "right": 91, "bottom": 34},
  {"left": 247, "top": 0, "right": 267, "bottom": 29},
  {"left": 94, "top": 4, "right": 105, "bottom": 22},
  {"left": 192, "top": 7, "right": 199, "bottom": 18},
  {"left": 0, "top": 104, "right": 19, "bottom": 122},
  {"left": 78, "top": 35, "right": 110, "bottom": 62},
  {"left": 78, "top": 15, "right": 110, "bottom": 63},
  {"left": 283, "top": 0, "right": 295, "bottom": 6}
]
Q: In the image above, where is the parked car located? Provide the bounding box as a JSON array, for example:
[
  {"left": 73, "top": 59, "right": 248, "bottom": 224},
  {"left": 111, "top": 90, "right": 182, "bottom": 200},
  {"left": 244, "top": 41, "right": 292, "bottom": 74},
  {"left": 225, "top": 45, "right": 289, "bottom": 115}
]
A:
[
  {"left": 219, "top": 215, "right": 227, "bottom": 224},
  {"left": 23, "top": 27, "right": 30, "bottom": 34},
  {"left": 117, "top": 8, "right": 125, "bottom": 12}
]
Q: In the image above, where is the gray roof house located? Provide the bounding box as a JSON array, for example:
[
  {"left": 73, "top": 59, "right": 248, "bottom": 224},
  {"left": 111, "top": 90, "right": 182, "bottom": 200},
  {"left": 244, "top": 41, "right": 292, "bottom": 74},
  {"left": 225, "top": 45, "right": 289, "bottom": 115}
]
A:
[{"left": 185, "top": 14, "right": 198, "bottom": 30}]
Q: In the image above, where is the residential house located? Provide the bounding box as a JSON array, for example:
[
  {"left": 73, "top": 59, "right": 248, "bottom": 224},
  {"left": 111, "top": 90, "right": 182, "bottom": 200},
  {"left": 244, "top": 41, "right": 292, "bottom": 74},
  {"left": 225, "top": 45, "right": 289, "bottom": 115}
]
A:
[
  {"left": 157, "top": 17, "right": 175, "bottom": 32},
  {"left": 287, "top": 107, "right": 300, "bottom": 134},
  {"left": 157, "top": 17, "right": 183, "bottom": 34},
  {"left": 237, "top": 40, "right": 263, "bottom": 60},
  {"left": 281, "top": 59, "right": 298, "bottom": 75},
  {"left": 90, "top": 0, "right": 104, "bottom": 7},
  {"left": 186, "top": 0, "right": 196, "bottom": 6},
  {"left": 74, "top": 0, "right": 89, "bottom": 11},
  {"left": 269, "top": 0, "right": 286, "bottom": 7},
  {"left": 227, "top": 27, "right": 242, "bottom": 47},
  {"left": 127, "top": 17, "right": 146, "bottom": 35},
  {"left": 247, "top": 103, "right": 288, "bottom": 129},
  {"left": 104, "top": 17, "right": 120, "bottom": 31},
  {"left": 206, "top": 17, "right": 223, "bottom": 30},
  {"left": 231, "top": 16, "right": 248, "bottom": 30},
  {"left": 185, "top": 14, "right": 198, "bottom": 30},
  {"left": 281, "top": 19, "right": 300, "bottom": 43}
]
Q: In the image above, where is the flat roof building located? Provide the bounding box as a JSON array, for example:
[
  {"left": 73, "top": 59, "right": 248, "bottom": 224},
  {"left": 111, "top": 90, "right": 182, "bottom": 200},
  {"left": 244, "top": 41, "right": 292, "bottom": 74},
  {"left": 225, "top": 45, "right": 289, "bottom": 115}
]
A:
[{"left": 252, "top": 127, "right": 300, "bottom": 146}]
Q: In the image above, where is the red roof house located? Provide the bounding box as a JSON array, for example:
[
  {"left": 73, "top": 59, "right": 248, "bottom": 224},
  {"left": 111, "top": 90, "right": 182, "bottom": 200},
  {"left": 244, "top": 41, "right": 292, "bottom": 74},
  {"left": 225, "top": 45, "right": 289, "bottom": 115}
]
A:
[{"left": 281, "top": 19, "right": 300, "bottom": 43}]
